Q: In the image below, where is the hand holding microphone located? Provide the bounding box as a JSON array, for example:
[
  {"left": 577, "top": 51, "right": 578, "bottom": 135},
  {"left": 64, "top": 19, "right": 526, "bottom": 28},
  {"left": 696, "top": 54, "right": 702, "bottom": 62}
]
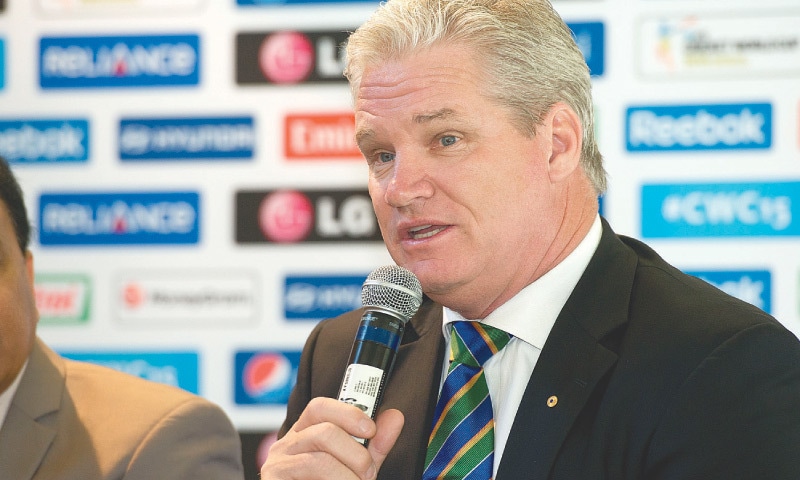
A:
[
  {"left": 261, "top": 265, "right": 421, "bottom": 480},
  {"left": 337, "top": 265, "right": 423, "bottom": 444}
]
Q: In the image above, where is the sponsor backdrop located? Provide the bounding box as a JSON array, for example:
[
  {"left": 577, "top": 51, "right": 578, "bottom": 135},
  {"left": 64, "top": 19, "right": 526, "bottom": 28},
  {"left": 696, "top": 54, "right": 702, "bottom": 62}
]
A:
[{"left": 1, "top": 0, "right": 798, "bottom": 476}]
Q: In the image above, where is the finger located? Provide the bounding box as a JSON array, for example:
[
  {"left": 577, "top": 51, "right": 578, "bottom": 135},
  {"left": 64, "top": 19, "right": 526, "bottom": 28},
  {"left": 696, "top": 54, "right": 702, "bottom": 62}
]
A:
[
  {"left": 293, "top": 397, "right": 375, "bottom": 439},
  {"left": 368, "top": 409, "right": 405, "bottom": 472},
  {"left": 265, "top": 397, "right": 378, "bottom": 479},
  {"left": 263, "top": 425, "right": 374, "bottom": 480},
  {"left": 261, "top": 450, "right": 362, "bottom": 480}
]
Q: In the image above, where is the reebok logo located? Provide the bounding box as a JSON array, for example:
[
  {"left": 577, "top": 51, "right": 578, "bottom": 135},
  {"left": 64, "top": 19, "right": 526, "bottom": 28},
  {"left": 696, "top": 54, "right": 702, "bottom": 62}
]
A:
[{"left": 626, "top": 103, "right": 771, "bottom": 152}]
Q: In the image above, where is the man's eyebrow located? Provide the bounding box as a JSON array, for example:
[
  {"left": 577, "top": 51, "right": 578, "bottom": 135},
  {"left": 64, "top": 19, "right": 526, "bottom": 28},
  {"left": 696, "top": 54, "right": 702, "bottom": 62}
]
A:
[
  {"left": 413, "top": 108, "right": 457, "bottom": 124},
  {"left": 355, "top": 108, "right": 459, "bottom": 148},
  {"left": 355, "top": 128, "right": 376, "bottom": 148}
]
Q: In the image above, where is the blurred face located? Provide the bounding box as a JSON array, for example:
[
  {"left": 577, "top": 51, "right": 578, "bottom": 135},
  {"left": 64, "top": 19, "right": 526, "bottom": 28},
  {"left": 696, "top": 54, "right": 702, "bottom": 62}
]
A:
[
  {"left": 355, "top": 44, "right": 571, "bottom": 319},
  {"left": 0, "top": 202, "right": 38, "bottom": 394}
]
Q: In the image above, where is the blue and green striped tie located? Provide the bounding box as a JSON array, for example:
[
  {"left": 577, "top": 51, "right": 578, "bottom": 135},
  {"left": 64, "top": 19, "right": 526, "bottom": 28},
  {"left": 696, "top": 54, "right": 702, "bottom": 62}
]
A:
[{"left": 423, "top": 321, "right": 512, "bottom": 480}]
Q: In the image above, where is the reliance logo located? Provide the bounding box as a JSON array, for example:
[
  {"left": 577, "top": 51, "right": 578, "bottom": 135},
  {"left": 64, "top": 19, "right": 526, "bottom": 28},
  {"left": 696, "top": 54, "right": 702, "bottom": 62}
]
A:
[
  {"left": 39, "top": 34, "right": 200, "bottom": 89},
  {"left": 38, "top": 191, "right": 200, "bottom": 245},
  {"left": 0, "top": 119, "right": 89, "bottom": 163},
  {"left": 641, "top": 181, "right": 799, "bottom": 238},
  {"left": 119, "top": 116, "right": 255, "bottom": 160},
  {"left": 626, "top": 103, "right": 772, "bottom": 152}
]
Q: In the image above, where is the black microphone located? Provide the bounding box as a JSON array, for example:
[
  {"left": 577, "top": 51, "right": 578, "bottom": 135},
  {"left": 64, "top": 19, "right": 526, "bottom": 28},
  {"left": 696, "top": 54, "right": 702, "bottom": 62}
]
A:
[{"left": 337, "top": 265, "right": 422, "bottom": 443}]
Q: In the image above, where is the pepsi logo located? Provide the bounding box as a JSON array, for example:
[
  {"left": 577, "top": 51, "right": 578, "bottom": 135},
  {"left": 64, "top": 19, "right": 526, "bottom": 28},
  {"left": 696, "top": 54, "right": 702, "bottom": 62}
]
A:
[{"left": 242, "top": 352, "right": 292, "bottom": 398}]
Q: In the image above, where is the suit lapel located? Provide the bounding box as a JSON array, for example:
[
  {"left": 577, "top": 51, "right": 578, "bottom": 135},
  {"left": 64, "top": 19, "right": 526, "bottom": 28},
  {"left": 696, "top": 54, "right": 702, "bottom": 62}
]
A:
[
  {"left": 0, "top": 340, "right": 65, "bottom": 479},
  {"left": 0, "top": 406, "right": 57, "bottom": 479},
  {"left": 497, "top": 219, "right": 638, "bottom": 480}
]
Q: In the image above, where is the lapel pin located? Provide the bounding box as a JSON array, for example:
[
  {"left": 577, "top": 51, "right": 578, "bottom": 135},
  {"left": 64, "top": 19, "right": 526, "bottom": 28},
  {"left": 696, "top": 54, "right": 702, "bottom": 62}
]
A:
[{"left": 547, "top": 395, "right": 558, "bottom": 408}]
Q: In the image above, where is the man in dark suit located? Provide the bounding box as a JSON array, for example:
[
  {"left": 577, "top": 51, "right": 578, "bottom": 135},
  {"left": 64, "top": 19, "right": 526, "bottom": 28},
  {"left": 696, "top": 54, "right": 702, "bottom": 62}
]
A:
[
  {"left": 0, "top": 157, "right": 245, "bottom": 479},
  {"left": 260, "top": 1, "right": 800, "bottom": 479}
]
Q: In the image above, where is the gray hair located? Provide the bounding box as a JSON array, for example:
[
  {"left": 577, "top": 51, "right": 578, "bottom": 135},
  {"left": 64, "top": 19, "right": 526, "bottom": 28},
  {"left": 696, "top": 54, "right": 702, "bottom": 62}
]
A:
[{"left": 344, "top": 0, "right": 606, "bottom": 193}]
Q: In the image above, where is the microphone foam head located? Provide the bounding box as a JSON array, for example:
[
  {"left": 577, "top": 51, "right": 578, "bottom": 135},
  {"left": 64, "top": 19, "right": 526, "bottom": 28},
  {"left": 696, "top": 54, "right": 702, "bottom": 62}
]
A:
[{"left": 361, "top": 265, "right": 423, "bottom": 322}]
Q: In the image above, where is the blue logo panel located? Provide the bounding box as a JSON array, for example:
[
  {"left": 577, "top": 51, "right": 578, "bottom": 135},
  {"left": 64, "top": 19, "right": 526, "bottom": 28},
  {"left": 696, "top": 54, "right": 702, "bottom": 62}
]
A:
[
  {"left": 685, "top": 270, "right": 771, "bottom": 313},
  {"left": 119, "top": 116, "right": 255, "bottom": 160},
  {"left": 0, "top": 119, "right": 90, "bottom": 163},
  {"left": 626, "top": 103, "right": 772, "bottom": 152},
  {"left": 567, "top": 22, "right": 605, "bottom": 77},
  {"left": 641, "top": 182, "right": 800, "bottom": 238},
  {"left": 40, "top": 34, "right": 200, "bottom": 89},
  {"left": 235, "top": 350, "right": 301, "bottom": 405},
  {"left": 284, "top": 274, "right": 367, "bottom": 320},
  {"left": 59, "top": 351, "right": 200, "bottom": 394},
  {"left": 38, "top": 191, "right": 200, "bottom": 245},
  {"left": 0, "top": 38, "right": 5, "bottom": 90}
]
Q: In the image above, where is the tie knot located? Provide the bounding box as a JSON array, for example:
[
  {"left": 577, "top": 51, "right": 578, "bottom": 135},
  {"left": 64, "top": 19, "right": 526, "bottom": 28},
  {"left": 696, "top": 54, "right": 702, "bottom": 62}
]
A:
[{"left": 450, "top": 321, "right": 512, "bottom": 368}]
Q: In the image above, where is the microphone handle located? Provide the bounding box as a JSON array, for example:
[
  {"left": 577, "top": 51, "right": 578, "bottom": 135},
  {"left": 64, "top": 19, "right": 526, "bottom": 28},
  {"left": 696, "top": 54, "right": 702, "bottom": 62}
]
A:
[{"left": 338, "top": 309, "right": 406, "bottom": 444}]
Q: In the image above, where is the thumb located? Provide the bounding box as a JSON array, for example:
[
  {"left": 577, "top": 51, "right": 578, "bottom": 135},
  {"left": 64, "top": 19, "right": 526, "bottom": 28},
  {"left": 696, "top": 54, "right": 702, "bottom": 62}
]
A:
[{"left": 367, "top": 408, "right": 405, "bottom": 473}]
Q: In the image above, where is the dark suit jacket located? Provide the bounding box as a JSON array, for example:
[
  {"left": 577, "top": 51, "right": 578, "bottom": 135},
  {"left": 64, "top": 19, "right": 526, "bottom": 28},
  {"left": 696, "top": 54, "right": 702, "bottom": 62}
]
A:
[
  {"left": 0, "top": 339, "right": 244, "bottom": 480},
  {"left": 280, "top": 219, "right": 800, "bottom": 479}
]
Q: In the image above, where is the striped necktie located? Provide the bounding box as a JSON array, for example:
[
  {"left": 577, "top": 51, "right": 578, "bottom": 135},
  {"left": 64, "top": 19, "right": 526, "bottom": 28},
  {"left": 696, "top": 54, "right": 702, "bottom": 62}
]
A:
[{"left": 423, "top": 321, "right": 512, "bottom": 480}]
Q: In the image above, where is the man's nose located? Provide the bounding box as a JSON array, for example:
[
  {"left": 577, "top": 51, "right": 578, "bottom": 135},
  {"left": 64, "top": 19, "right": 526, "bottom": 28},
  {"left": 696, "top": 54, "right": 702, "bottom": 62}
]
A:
[{"left": 382, "top": 152, "right": 435, "bottom": 209}]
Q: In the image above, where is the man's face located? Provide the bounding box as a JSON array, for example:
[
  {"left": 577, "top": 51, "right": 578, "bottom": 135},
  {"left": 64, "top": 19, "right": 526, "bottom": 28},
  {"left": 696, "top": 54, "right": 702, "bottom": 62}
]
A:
[
  {"left": 0, "top": 202, "right": 37, "bottom": 394},
  {"left": 355, "top": 44, "right": 568, "bottom": 319}
]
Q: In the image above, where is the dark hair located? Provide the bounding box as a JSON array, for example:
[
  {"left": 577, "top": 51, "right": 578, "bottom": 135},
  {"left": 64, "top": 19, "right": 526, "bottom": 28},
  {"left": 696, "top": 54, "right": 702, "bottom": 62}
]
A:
[{"left": 0, "top": 156, "right": 31, "bottom": 253}]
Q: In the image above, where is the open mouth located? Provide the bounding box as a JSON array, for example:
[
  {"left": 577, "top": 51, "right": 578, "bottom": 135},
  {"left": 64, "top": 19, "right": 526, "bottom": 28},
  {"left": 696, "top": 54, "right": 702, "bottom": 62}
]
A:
[{"left": 408, "top": 224, "right": 447, "bottom": 240}]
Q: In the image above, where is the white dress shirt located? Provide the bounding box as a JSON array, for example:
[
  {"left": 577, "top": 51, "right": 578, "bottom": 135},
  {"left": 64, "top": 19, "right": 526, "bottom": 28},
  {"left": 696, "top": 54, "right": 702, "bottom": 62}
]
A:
[
  {"left": 0, "top": 361, "right": 27, "bottom": 432},
  {"left": 440, "top": 214, "right": 602, "bottom": 474}
]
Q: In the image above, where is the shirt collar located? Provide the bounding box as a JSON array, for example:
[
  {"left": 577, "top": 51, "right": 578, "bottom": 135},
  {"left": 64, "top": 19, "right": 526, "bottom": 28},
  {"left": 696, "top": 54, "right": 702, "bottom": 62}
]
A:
[
  {"left": 0, "top": 360, "right": 28, "bottom": 431},
  {"left": 443, "top": 214, "right": 602, "bottom": 349}
]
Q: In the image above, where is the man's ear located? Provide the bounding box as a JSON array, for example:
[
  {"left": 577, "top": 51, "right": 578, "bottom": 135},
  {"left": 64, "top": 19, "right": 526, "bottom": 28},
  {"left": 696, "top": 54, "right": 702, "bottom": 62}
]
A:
[
  {"left": 25, "top": 250, "right": 35, "bottom": 289},
  {"left": 546, "top": 102, "right": 582, "bottom": 183}
]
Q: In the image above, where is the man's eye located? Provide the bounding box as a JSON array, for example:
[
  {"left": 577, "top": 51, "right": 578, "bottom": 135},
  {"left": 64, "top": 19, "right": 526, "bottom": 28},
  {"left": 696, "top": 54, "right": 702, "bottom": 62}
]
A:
[
  {"left": 440, "top": 135, "right": 458, "bottom": 147},
  {"left": 378, "top": 152, "right": 396, "bottom": 163}
]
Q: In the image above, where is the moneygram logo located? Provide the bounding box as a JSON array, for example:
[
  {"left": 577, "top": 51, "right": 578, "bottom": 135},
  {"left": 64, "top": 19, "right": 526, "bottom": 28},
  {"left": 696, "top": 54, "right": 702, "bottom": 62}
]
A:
[
  {"left": 59, "top": 351, "right": 200, "bottom": 393},
  {"left": 35, "top": 274, "right": 92, "bottom": 325},
  {"left": 686, "top": 270, "right": 771, "bottom": 313},
  {"left": 40, "top": 34, "right": 200, "bottom": 89},
  {"left": 284, "top": 113, "right": 360, "bottom": 160},
  {"left": 115, "top": 270, "right": 258, "bottom": 325},
  {"left": 567, "top": 21, "right": 604, "bottom": 77},
  {"left": 119, "top": 116, "right": 255, "bottom": 161},
  {"left": 38, "top": 191, "right": 200, "bottom": 245},
  {"left": 638, "top": 14, "right": 800, "bottom": 78},
  {"left": 284, "top": 274, "right": 367, "bottom": 320},
  {"left": 235, "top": 350, "right": 301, "bottom": 405},
  {"left": 641, "top": 181, "right": 799, "bottom": 238},
  {"left": 236, "top": 189, "right": 382, "bottom": 244},
  {"left": 236, "top": 29, "right": 349, "bottom": 85},
  {"left": 626, "top": 103, "right": 771, "bottom": 152},
  {"left": 0, "top": 119, "right": 89, "bottom": 163}
]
